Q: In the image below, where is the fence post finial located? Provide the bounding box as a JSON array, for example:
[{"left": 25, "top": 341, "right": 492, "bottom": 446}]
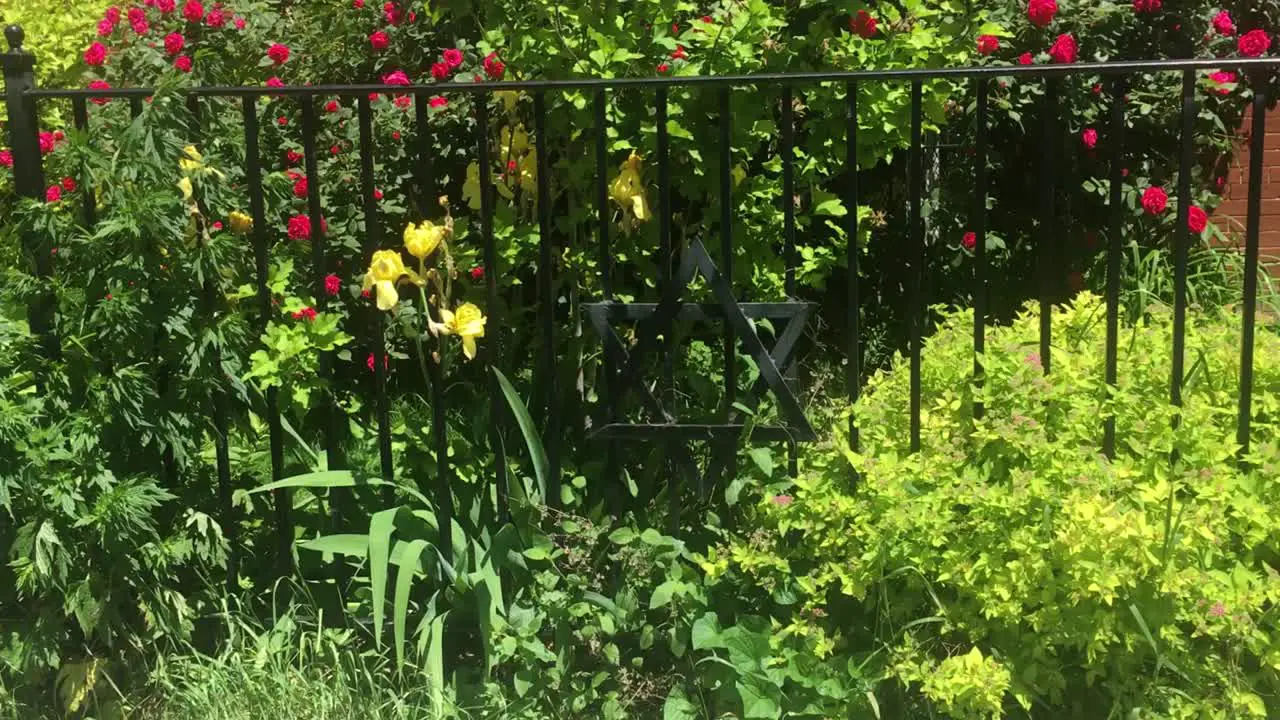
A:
[{"left": 5, "top": 24, "right": 24, "bottom": 52}]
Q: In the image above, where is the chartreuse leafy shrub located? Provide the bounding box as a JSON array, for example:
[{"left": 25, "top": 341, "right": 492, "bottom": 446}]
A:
[{"left": 709, "top": 294, "right": 1280, "bottom": 718}]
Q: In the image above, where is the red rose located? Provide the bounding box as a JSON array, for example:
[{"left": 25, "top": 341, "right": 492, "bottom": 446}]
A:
[
  {"left": 131, "top": 19, "right": 150, "bottom": 34},
  {"left": 325, "top": 274, "right": 342, "bottom": 296},
  {"left": 1238, "top": 29, "right": 1271, "bottom": 57},
  {"left": 1188, "top": 205, "right": 1207, "bottom": 233},
  {"left": 1081, "top": 128, "right": 1098, "bottom": 149},
  {"left": 370, "top": 31, "right": 389, "bottom": 50},
  {"left": 0, "top": 150, "right": 11, "bottom": 168},
  {"left": 54, "top": 131, "right": 64, "bottom": 142},
  {"left": 470, "top": 266, "right": 485, "bottom": 280},
  {"left": 702, "top": 15, "right": 713, "bottom": 22},
  {"left": 84, "top": 42, "right": 108, "bottom": 66},
  {"left": 292, "top": 307, "right": 318, "bottom": 322},
  {"left": 384, "top": 69, "right": 411, "bottom": 85},
  {"left": 206, "top": 7, "right": 225, "bottom": 26},
  {"left": 429, "top": 95, "right": 448, "bottom": 108},
  {"left": 61, "top": 177, "right": 77, "bottom": 192},
  {"left": 266, "top": 76, "right": 284, "bottom": 88},
  {"left": 1210, "top": 70, "right": 1236, "bottom": 95},
  {"left": 106, "top": 6, "right": 121, "bottom": 22},
  {"left": 157, "top": 0, "right": 175, "bottom": 13},
  {"left": 1141, "top": 186, "right": 1168, "bottom": 215},
  {"left": 672, "top": 45, "right": 688, "bottom": 60},
  {"left": 97, "top": 19, "right": 115, "bottom": 36},
  {"left": 961, "top": 231, "right": 976, "bottom": 250},
  {"left": 430, "top": 62, "right": 450, "bottom": 80},
  {"left": 1027, "top": 0, "right": 1057, "bottom": 27},
  {"left": 443, "top": 48, "right": 463, "bottom": 67},
  {"left": 332, "top": 143, "right": 343, "bottom": 153},
  {"left": 88, "top": 80, "right": 112, "bottom": 105},
  {"left": 39, "top": 132, "right": 55, "bottom": 154},
  {"left": 182, "top": 0, "right": 204, "bottom": 22},
  {"left": 1212, "top": 10, "right": 1235, "bottom": 36},
  {"left": 293, "top": 177, "right": 309, "bottom": 198},
  {"left": 287, "top": 215, "right": 312, "bottom": 240},
  {"left": 46, "top": 186, "right": 62, "bottom": 203},
  {"left": 325, "top": 99, "right": 340, "bottom": 112},
  {"left": 212, "top": 221, "right": 223, "bottom": 230},
  {"left": 267, "top": 43, "right": 290, "bottom": 64},
  {"left": 1048, "top": 33, "right": 1077, "bottom": 63},
  {"left": 353, "top": 0, "right": 364, "bottom": 6},
  {"left": 164, "top": 32, "right": 185, "bottom": 55},
  {"left": 1131, "top": 0, "right": 1161, "bottom": 14},
  {"left": 174, "top": 55, "right": 193, "bottom": 72},
  {"left": 1018, "top": 52, "right": 1034, "bottom": 64},
  {"left": 656, "top": 62, "right": 670, "bottom": 73},
  {"left": 850, "top": 9, "right": 878, "bottom": 38},
  {"left": 1092, "top": 83, "right": 1102, "bottom": 95},
  {"left": 976, "top": 34, "right": 999, "bottom": 55},
  {"left": 286, "top": 149, "right": 303, "bottom": 165},
  {"left": 366, "top": 352, "right": 390, "bottom": 371},
  {"left": 234, "top": 17, "right": 245, "bottom": 29},
  {"left": 373, "top": 189, "right": 383, "bottom": 200},
  {"left": 483, "top": 52, "right": 505, "bottom": 79}
]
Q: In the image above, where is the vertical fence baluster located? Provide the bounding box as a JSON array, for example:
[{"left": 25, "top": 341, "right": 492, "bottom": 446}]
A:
[
  {"left": 1039, "top": 78, "right": 1059, "bottom": 375},
  {"left": 1171, "top": 70, "right": 1196, "bottom": 424},
  {"left": 4, "top": 28, "right": 59, "bottom": 371},
  {"left": 908, "top": 80, "right": 924, "bottom": 453},
  {"left": 71, "top": 97, "right": 97, "bottom": 227},
  {"left": 130, "top": 96, "right": 143, "bottom": 119},
  {"left": 594, "top": 89, "right": 622, "bottom": 513},
  {"left": 188, "top": 94, "right": 236, "bottom": 589},
  {"left": 533, "top": 91, "right": 561, "bottom": 507},
  {"left": 845, "top": 81, "right": 860, "bottom": 456},
  {"left": 780, "top": 84, "right": 799, "bottom": 476},
  {"left": 358, "top": 96, "right": 393, "bottom": 499},
  {"left": 413, "top": 91, "right": 453, "bottom": 554},
  {"left": 300, "top": 97, "right": 342, "bottom": 475},
  {"left": 656, "top": 86, "right": 679, "bottom": 519},
  {"left": 972, "top": 79, "right": 989, "bottom": 421},
  {"left": 1104, "top": 76, "right": 1127, "bottom": 459},
  {"left": 243, "top": 95, "right": 289, "bottom": 569},
  {"left": 718, "top": 87, "right": 736, "bottom": 487},
  {"left": 476, "top": 95, "right": 504, "bottom": 526},
  {"left": 1237, "top": 73, "right": 1267, "bottom": 463}
]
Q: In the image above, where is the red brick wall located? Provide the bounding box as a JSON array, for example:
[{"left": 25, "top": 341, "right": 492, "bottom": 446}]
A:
[{"left": 1212, "top": 104, "right": 1280, "bottom": 263}]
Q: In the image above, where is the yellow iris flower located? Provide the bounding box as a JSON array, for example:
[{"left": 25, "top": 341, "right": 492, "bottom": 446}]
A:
[
  {"left": 403, "top": 221, "right": 446, "bottom": 261},
  {"left": 362, "top": 249, "right": 424, "bottom": 311},
  {"left": 609, "top": 151, "right": 650, "bottom": 225},
  {"left": 229, "top": 211, "right": 253, "bottom": 235},
  {"left": 179, "top": 145, "right": 204, "bottom": 173},
  {"left": 439, "top": 303, "right": 486, "bottom": 360},
  {"left": 177, "top": 176, "right": 194, "bottom": 201}
]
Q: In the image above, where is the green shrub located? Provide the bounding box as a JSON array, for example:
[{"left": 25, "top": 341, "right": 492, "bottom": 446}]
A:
[{"left": 716, "top": 295, "right": 1280, "bottom": 717}]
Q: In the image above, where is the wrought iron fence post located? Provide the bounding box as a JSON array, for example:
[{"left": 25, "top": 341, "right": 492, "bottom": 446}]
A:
[{"left": 3, "top": 25, "right": 59, "bottom": 365}]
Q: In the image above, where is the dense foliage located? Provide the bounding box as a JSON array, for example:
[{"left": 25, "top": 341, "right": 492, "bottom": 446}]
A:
[{"left": 716, "top": 295, "right": 1280, "bottom": 717}]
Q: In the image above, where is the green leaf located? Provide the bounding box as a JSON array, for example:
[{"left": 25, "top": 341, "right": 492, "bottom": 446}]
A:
[
  {"left": 583, "top": 591, "right": 622, "bottom": 619},
  {"left": 663, "top": 685, "right": 698, "bottom": 720},
  {"left": 426, "top": 610, "right": 448, "bottom": 717},
  {"left": 393, "top": 539, "right": 430, "bottom": 670},
  {"left": 299, "top": 534, "right": 367, "bottom": 558},
  {"left": 692, "top": 612, "right": 724, "bottom": 650},
  {"left": 608, "top": 527, "right": 637, "bottom": 544},
  {"left": 736, "top": 678, "right": 781, "bottom": 719},
  {"left": 249, "top": 470, "right": 355, "bottom": 494},
  {"left": 747, "top": 448, "right": 774, "bottom": 477},
  {"left": 650, "top": 580, "right": 679, "bottom": 609},
  {"left": 369, "top": 508, "right": 400, "bottom": 649},
  {"left": 494, "top": 368, "right": 549, "bottom": 503}
]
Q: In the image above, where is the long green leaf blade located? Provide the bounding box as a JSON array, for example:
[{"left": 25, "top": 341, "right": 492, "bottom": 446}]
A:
[
  {"left": 369, "top": 508, "right": 400, "bottom": 648},
  {"left": 493, "top": 367, "right": 549, "bottom": 503},
  {"left": 248, "top": 471, "right": 355, "bottom": 495},
  {"left": 393, "top": 539, "right": 430, "bottom": 671}
]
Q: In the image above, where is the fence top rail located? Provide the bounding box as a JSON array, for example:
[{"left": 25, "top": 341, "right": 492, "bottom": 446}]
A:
[{"left": 16, "top": 57, "right": 1280, "bottom": 100}]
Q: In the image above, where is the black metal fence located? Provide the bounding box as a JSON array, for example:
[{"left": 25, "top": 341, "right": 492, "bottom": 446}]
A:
[{"left": 4, "top": 23, "right": 1278, "bottom": 581}]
